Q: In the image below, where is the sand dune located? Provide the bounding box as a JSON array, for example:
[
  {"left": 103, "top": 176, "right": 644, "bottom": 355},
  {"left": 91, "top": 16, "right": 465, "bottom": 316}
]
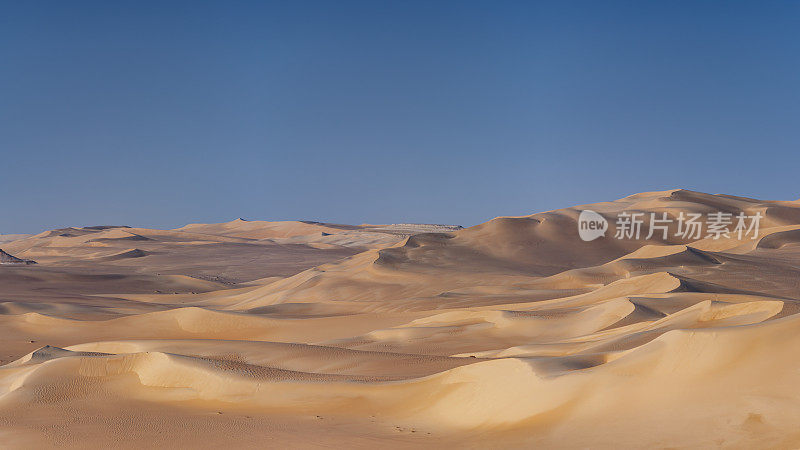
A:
[
  {"left": 2, "top": 189, "right": 800, "bottom": 448},
  {"left": 174, "top": 219, "right": 354, "bottom": 239},
  {"left": 0, "top": 235, "right": 32, "bottom": 245}
]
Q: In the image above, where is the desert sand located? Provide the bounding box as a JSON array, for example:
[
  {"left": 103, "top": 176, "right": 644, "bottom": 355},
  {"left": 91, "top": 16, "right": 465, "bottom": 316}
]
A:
[{"left": 2, "top": 189, "right": 800, "bottom": 448}]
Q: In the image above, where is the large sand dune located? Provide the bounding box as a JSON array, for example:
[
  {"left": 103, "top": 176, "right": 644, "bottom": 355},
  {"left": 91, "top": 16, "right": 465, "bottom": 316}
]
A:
[{"left": 2, "top": 190, "right": 800, "bottom": 448}]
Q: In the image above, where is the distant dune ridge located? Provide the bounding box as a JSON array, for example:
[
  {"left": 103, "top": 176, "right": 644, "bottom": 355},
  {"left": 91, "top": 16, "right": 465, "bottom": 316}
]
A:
[{"left": 2, "top": 189, "right": 800, "bottom": 448}]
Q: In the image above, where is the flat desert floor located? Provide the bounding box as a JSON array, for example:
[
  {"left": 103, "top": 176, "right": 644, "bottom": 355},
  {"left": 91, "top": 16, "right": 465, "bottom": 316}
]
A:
[{"left": 2, "top": 189, "right": 800, "bottom": 448}]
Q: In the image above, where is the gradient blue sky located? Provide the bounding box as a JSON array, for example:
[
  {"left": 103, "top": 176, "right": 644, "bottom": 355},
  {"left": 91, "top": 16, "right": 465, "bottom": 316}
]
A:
[{"left": 2, "top": 1, "right": 799, "bottom": 234}]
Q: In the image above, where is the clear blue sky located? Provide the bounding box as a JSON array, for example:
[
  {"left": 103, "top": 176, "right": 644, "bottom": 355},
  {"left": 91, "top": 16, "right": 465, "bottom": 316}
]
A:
[{"left": 2, "top": 1, "right": 799, "bottom": 234}]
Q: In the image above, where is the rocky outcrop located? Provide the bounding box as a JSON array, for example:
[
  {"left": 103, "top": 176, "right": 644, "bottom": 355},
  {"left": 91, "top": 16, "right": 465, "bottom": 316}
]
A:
[{"left": 0, "top": 248, "right": 36, "bottom": 265}]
